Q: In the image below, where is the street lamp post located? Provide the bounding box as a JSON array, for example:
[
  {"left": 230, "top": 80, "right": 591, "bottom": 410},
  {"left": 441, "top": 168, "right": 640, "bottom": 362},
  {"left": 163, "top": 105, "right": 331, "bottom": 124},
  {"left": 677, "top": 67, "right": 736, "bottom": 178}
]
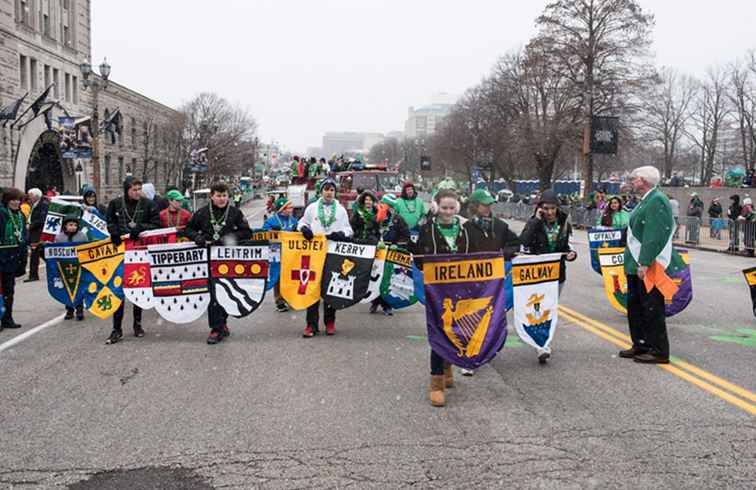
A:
[
  {"left": 79, "top": 58, "right": 112, "bottom": 196},
  {"left": 74, "top": 161, "right": 83, "bottom": 193}
]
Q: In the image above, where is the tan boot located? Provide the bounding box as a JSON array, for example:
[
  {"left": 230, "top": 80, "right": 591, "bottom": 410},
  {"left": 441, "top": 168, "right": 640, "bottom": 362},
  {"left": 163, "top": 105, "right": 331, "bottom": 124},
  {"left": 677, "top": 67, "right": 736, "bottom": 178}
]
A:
[
  {"left": 430, "top": 375, "right": 446, "bottom": 407},
  {"left": 443, "top": 363, "right": 454, "bottom": 388}
]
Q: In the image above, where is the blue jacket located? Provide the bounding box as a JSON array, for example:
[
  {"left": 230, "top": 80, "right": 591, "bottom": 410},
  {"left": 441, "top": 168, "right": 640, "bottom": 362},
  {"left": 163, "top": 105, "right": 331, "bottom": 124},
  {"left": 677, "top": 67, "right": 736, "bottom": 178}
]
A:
[{"left": 262, "top": 213, "right": 298, "bottom": 232}]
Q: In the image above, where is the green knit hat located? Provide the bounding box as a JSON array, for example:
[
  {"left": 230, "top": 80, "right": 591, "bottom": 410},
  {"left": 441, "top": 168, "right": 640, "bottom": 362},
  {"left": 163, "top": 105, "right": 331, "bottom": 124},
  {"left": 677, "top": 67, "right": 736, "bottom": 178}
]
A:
[
  {"left": 165, "top": 190, "right": 185, "bottom": 201},
  {"left": 381, "top": 193, "right": 398, "bottom": 208}
]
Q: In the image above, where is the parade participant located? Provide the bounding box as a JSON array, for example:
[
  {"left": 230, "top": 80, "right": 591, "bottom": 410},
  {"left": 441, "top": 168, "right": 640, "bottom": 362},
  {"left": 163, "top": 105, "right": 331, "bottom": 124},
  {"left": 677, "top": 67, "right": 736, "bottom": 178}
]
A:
[
  {"left": 183, "top": 182, "right": 252, "bottom": 344},
  {"left": 519, "top": 189, "right": 577, "bottom": 364},
  {"left": 159, "top": 190, "right": 193, "bottom": 229},
  {"left": 81, "top": 185, "right": 107, "bottom": 215},
  {"left": 456, "top": 188, "right": 520, "bottom": 376},
  {"left": 307, "top": 157, "right": 321, "bottom": 178},
  {"left": 597, "top": 196, "right": 630, "bottom": 229},
  {"left": 262, "top": 197, "right": 298, "bottom": 312},
  {"left": 54, "top": 214, "right": 88, "bottom": 321},
  {"left": 350, "top": 191, "right": 381, "bottom": 243},
  {"left": 298, "top": 177, "right": 352, "bottom": 337},
  {"left": 413, "top": 189, "right": 469, "bottom": 407},
  {"left": 0, "top": 188, "right": 28, "bottom": 331},
  {"left": 394, "top": 182, "right": 427, "bottom": 233},
  {"left": 104, "top": 177, "right": 161, "bottom": 345},
  {"left": 141, "top": 183, "right": 157, "bottom": 202},
  {"left": 740, "top": 197, "right": 755, "bottom": 256},
  {"left": 728, "top": 194, "right": 742, "bottom": 252},
  {"left": 369, "top": 194, "right": 410, "bottom": 316},
  {"left": 24, "top": 188, "right": 47, "bottom": 283},
  {"left": 621, "top": 166, "right": 685, "bottom": 364}
]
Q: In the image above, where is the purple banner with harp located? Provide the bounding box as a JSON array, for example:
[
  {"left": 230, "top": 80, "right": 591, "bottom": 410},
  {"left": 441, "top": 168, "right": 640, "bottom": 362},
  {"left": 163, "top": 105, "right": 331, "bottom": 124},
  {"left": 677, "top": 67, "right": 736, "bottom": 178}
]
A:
[{"left": 423, "top": 252, "right": 508, "bottom": 370}]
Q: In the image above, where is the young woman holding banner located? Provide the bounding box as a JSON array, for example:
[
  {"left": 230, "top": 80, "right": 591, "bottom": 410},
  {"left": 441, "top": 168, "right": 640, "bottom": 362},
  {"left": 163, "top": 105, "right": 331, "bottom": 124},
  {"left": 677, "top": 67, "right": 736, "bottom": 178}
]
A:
[{"left": 413, "top": 189, "right": 469, "bottom": 407}]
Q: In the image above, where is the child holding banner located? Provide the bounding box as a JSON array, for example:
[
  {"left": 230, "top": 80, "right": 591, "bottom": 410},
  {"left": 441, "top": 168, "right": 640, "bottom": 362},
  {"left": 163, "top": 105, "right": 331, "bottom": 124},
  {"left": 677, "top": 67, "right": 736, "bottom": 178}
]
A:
[
  {"left": 369, "top": 194, "right": 410, "bottom": 315},
  {"left": 55, "top": 214, "right": 89, "bottom": 321},
  {"left": 414, "top": 189, "right": 469, "bottom": 407},
  {"left": 298, "top": 177, "right": 352, "bottom": 337},
  {"left": 519, "top": 189, "right": 577, "bottom": 363},
  {"left": 263, "top": 197, "right": 298, "bottom": 312}
]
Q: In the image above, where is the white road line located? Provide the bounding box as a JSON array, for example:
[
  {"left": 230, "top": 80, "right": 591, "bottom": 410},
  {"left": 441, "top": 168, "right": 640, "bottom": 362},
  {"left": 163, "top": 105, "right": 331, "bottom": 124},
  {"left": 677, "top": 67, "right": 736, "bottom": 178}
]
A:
[{"left": 0, "top": 314, "right": 65, "bottom": 354}]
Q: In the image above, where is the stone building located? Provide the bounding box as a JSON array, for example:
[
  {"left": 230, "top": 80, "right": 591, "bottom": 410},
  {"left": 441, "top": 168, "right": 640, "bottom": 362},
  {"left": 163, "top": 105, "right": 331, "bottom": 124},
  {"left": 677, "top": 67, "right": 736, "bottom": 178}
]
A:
[{"left": 0, "top": 0, "right": 181, "bottom": 199}]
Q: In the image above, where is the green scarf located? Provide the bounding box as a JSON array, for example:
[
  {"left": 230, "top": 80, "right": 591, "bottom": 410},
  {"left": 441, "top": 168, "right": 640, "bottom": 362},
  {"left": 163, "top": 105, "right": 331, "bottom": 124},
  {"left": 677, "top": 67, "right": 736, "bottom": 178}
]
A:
[
  {"left": 2, "top": 208, "right": 25, "bottom": 246},
  {"left": 544, "top": 221, "right": 559, "bottom": 252},
  {"left": 435, "top": 217, "right": 460, "bottom": 253}
]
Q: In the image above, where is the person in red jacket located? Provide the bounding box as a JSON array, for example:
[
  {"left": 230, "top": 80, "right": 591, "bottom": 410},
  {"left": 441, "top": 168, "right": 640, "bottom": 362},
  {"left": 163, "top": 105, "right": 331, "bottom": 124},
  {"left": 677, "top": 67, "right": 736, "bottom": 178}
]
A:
[{"left": 159, "top": 190, "right": 192, "bottom": 229}]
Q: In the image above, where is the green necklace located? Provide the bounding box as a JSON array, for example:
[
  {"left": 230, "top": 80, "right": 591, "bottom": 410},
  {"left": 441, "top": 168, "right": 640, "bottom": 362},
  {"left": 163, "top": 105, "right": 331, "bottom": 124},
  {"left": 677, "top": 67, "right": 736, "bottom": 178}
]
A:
[
  {"left": 318, "top": 199, "right": 337, "bottom": 228},
  {"left": 9, "top": 211, "right": 24, "bottom": 242}
]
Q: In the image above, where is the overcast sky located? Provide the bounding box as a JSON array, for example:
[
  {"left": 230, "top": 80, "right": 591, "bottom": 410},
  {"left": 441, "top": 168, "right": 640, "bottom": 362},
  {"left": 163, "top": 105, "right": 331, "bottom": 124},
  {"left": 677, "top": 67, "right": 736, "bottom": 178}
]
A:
[{"left": 92, "top": 0, "right": 756, "bottom": 153}]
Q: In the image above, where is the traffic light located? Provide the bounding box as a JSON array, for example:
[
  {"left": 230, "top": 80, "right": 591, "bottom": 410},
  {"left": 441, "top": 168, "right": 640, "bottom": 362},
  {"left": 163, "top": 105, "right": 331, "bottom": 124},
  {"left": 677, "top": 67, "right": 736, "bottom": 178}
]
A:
[{"left": 420, "top": 156, "right": 431, "bottom": 171}]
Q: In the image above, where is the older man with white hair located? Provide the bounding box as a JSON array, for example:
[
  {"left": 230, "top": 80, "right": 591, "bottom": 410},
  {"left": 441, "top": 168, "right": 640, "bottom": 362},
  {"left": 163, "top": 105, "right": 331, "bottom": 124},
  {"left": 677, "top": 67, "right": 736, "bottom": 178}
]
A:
[
  {"left": 25, "top": 188, "right": 48, "bottom": 282},
  {"left": 621, "top": 166, "right": 685, "bottom": 364}
]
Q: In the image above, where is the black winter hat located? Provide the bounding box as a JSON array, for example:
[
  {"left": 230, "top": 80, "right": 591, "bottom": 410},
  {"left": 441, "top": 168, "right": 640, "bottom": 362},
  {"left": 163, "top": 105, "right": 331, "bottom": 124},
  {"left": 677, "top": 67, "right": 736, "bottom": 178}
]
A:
[{"left": 538, "top": 190, "right": 559, "bottom": 206}]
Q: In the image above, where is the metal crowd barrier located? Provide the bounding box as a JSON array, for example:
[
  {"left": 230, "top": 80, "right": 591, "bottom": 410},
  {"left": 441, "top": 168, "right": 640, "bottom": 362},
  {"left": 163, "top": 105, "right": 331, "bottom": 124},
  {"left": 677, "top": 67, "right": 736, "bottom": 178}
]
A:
[{"left": 493, "top": 202, "right": 755, "bottom": 255}]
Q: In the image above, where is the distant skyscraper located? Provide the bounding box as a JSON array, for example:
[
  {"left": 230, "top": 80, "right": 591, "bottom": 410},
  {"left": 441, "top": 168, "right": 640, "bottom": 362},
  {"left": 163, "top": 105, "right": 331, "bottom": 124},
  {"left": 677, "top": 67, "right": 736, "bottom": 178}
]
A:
[
  {"left": 322, "top": 132, "right": 384, "bottom": 156},
  {"left": 404, "top": 93, "right": 457, "bottom": 139}
]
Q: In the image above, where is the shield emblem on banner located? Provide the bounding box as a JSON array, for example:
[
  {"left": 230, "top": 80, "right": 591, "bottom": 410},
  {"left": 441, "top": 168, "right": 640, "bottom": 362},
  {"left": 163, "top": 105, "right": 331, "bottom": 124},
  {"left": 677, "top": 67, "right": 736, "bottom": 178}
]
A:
[
  {"left": 279, "top": 231, "right": 328, "bottom": 311},
  {"left": 413, "top": 261, "right": 425, "bottom": 305},
  {"left": 512, "top": 253, "right": 562, "bottom": 350},
  {"left": 210, "top": 245, "right": 269, "bottom": 317},
  {"left": 80, "top": 208, "right": 110, "bottom": 241},
  {"left": 149, "top": 243, "right": 210, "bottom": 323},
  {"left": 744, "top": 266, "right": 756, "bottom": 318},
  {"left": 422, "top": 252, "right": 508, "bottom": 370},
  {"left": 45, "top": 243, "right": 83, "bottom": 308},
  {"left": 588, "top": 227, "right": 624, "bottom": 275},
  {"left": 665, "top": 249, "right": 693, "bottom": 317},
  {"left": 321, "top": 241, "right": 375, "bottom": 310},
  {"left": 599, "top": 247, "right": 628, "bottom": 315},
  {"left": 77, "top": 238, "right": 125, "bottom": 319},
  {"left": 123, "top": 242, "right": 155, "bottom": 310},
  {"left": 379, "top": 248, "right": 417, "bottom": 310}
]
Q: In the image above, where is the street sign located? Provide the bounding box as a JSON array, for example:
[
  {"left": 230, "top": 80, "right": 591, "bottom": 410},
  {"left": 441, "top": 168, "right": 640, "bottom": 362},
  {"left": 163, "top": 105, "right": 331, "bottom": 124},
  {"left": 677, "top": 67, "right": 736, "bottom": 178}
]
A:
[{"left": 591, "top": 116, "right": 619, "bottom": 154}]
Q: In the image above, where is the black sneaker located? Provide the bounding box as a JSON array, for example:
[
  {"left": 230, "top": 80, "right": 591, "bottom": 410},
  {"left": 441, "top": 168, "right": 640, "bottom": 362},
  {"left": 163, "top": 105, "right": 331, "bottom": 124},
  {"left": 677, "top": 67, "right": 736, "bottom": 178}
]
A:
[
  {"left": 133, "top": 325, "right": 145, "bottom": 338},
  {"left": 105, "top": 330, "right": 123, "bottom": 345},
  {"left": 369, "top": 303, "right": 379, "bottom": 314},
  {"left": 221, "top": 325, "right": 230, "bottom": 338},
  {"left": 538, "top": 352, "right": 550, "bottom": 364},
  {"left": 75, "top": 310, "right": 84, "bottom": 321},
  {"left": 207, "top": 331, "right": 223, "bottom": 344},
  {"left": 276, "top": 303, "right": 289, "bottom": 312},
  {"left": 23, "top": 277, "right": 39, "bottom": 283},
  {"left": 64, "top": 310, "right": 74, "bottom": 320}
]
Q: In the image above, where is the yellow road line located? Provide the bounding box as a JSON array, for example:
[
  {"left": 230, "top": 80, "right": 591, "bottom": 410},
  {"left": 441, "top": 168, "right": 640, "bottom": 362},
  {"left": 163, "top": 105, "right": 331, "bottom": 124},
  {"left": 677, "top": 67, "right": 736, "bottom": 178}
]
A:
[
  {"left": 558, "top": 307, "right": 756, "bottom": 417},
  {"left": 559, "top": 305, "right": 756, "bottom": 405}
]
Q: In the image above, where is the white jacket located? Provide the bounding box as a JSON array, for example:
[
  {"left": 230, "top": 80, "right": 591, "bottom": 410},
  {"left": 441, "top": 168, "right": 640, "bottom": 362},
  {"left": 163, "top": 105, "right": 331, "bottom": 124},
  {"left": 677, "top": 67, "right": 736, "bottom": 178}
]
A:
[{"left": 298, "top": 198, "right": 353, "bottom": 236}]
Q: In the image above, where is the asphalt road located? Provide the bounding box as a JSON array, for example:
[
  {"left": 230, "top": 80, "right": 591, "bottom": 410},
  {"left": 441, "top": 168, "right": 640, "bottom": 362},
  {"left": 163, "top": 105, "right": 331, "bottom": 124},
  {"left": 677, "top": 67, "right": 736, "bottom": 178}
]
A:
[{"left": 0, "top": 201, "right": 754, "bottom": 489}]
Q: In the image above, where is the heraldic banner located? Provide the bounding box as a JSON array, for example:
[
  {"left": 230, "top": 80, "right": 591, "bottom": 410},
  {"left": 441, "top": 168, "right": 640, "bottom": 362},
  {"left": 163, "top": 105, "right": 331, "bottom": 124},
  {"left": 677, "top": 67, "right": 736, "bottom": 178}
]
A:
[
  {"left": 279, "top": 231, "right": 328, "bottom": 310},
  {"left": 423, "top": 252, "right": 508, "bottom": 370},
  {"left": 361, "top": 247, "right": 386, "bottom": 304},
  {"left": 251, "top": 230, "right": 280, "bottom": 291},
  {"left": 744, "top": 266, "right": 756, "bottom": 318},
  {"left": 210, "top": 245, "right": 269, "bottom": 317},
  {"left": 80, "top": 208, "right": 110, "bottom": 241},
  {"left": 123, "top": 228, "right": 179, "bottom": 310},
  {"left": 77, "top": 238, "right": 125, "bottom": 319},
  {"left": 512, "top": 253, "right": 562, "bottom": 351},
  {"left": 45, "top": 242, "right": 84, "bottom": 308},
  {"left": 588, "top": 227, "right": 624, "bottom": 275},
  {"left": 149, "top": 242, "right": 210, "bottom": 323},
  {"left": 416, "top": 259, "right": 513, "bottom": 310},
  {"left": 380, "top": 248, "right": 417, "bottom": 309},
  {"left": 598, "top": 247, "right": 692, "bottom": 317},
  {"left": 322, "top": 240, "right": 375, "bottom": 310}
]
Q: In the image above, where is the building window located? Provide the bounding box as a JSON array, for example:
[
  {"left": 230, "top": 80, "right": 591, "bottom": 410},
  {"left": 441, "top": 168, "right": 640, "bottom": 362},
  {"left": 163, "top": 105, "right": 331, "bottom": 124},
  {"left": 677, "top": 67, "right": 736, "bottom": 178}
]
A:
[
  {"left": 53, "top": 68, "right": 59, "bottom": 98},
  {"left": 18, "top": 0, "right": 31, "bottom": 25},
  {"left": 63, "top": 0, "right": 69, "bottom": 9},
  {"left": 118, "top": 157, "right": 124, "bottom": 183},
  {"left": 131, "top": 117, "right": 137, "bottom": 148},
  {"left": 63, "top": 25, "right": 70, "bottom": 46},
  {"left": 19, "top": 55, "right": 28, "bottom": 90},
  {"left": 72, "top": 76, "right": 78, "bottom": 104},
  {"left": 104, "top": 155, "right": 111, "bottom": 186},
  {"left": 42, "top": 13, "right": 50, "bottom": 37},
  {"left": 44, "top": 64, "right": 50, "bottom": 88},
  {"left": 131, "top": 158, "right": 137, "bottom": 177},
  {"left": 64, "top": 73, "right": 71, "bottom": 102},
  {"left": 29, "top": 57, "right": 37, "bottom": 92}
]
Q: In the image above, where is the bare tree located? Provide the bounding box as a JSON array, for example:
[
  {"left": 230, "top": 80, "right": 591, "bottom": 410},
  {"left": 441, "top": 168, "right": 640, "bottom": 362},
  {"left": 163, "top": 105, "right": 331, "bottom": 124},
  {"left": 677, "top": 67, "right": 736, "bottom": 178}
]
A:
[
  {"left": 535, "top": 0, "right": 656, "bottom": 196},
  {"left": 686, "top": 67, "right": 731, "bottom": 185},
  {"left": 640, "top": 67, "right": 697, "bottom": 179},
  {"left": 729, "top": 54, "right": 756, "bottom": 170}
]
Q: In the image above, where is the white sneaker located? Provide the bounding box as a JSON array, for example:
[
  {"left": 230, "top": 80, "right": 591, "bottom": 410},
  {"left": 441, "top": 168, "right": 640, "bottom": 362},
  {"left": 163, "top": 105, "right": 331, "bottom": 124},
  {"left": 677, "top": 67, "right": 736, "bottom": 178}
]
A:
[{"left": 460, "top": 368, "right": 475, "bottom": 376}]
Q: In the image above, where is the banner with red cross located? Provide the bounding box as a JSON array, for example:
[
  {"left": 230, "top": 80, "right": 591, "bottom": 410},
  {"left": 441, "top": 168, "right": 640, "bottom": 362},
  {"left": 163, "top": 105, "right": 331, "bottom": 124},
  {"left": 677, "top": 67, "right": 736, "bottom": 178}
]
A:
[{"left": 279, "top": 231, "right": 328, "bottom": 310}]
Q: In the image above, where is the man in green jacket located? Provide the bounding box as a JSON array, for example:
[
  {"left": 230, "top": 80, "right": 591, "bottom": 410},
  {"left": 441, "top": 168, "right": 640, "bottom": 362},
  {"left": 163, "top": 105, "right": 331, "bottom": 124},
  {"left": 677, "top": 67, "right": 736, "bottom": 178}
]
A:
[{"left": 621, "top": 166, "right": 685, "bottom": 364}]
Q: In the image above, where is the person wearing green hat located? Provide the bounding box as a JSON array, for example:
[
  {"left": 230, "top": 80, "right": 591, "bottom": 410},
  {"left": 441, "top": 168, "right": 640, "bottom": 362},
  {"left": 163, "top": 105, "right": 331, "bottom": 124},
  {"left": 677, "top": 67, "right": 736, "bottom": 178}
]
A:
[
  {"left": 458, "top": 188, "right": 520, "bottom": 376},
  {"left": 263, "top": 196, "right": 298, "bottom": 312},
  {"left": 159, "top": 189, "right": 193, "bottom": 229}
]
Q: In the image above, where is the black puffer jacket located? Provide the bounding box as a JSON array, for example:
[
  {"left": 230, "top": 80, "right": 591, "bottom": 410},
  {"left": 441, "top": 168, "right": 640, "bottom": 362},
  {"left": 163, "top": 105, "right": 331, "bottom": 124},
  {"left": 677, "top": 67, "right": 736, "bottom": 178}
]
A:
[
  {"left": 412, "top": 217, "right": 470, "bottom": 268},
  {"left": 28, "top": 197, "right": 49, "bottom": 243},
  {"left": 519, "top": 209, "right": 574, "bottom": 283},
  {"left": 106, "top": 179, "right": 160, "bottom": 237},
  {"left": 183, "top": 203, "right": 252, "bottom": 243},
  {"left": 463, "top": 216, "right": 520, "bottom": 259}
]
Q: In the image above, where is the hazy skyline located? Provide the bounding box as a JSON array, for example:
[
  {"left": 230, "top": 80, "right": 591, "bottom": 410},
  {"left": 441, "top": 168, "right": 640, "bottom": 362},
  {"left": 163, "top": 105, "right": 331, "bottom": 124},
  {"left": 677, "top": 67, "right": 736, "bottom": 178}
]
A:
[{"left": 92, "top": 1, "right": 756, "bottom": 153}]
